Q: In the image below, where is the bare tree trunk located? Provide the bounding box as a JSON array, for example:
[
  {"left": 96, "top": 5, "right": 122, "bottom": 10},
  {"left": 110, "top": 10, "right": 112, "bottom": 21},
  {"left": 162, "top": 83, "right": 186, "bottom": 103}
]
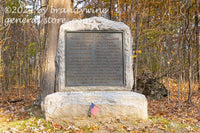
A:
[
  {"left": 195, "top": 0, "right": 199, "bottom": 84},
  {"left": 35, "top": 24, "right": 41, "bottom": 92},
  {"left": 0, "top": 0, "right": 6, "bottom": 100},
  {"left": 17, "top": 48, "right": 21, "bottom": 97},
  {"left": 134, "top": 13, "right": 139, "bottom": 91},
  {"left": 118, "top": 0, "right": 121, "bottom": 22},
  {"left": 0, "top": 44, "right": 2, "bottom": 100},
  {"left": 24, "top": 24, "right": 28, "bottom": 101},
  {"left": 167, "top": 63, "right": 170, "bottom": 103},
  {"left": 129, "top": 1, "right": 134, "bottom": 29},
  {"left": 38, "top": 0, "right": 72, "bottom": 102},
  {"left": 109, "top": 0, "right": 113, "bottom": 20},
  {"left": 178, "top": 73, "right": 181, "bottom": 109},
  {"left": 188, "top": 42, "right": 192, "bottom": 103},
  {"left": 185, "top": 0, "right": 193, "bottom": 103}
]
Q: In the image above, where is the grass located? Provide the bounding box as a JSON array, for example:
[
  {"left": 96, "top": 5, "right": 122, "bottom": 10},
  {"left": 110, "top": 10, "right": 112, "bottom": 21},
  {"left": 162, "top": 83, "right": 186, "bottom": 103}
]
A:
[
  {"left": 0, "top": 114, "right": 199, "bottom": 132},
  {"left": 149, "top": 116, "right": 199, "bottom": 132}
]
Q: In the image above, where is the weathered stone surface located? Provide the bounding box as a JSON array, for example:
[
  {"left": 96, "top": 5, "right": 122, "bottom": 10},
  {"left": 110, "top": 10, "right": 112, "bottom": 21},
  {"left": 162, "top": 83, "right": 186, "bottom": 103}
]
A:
[
  {"left": 55, "top": 17, "right": 133, "bottom": 91},
  {"left": 41, "top": 91, "right": 148, "bottom": 121}
]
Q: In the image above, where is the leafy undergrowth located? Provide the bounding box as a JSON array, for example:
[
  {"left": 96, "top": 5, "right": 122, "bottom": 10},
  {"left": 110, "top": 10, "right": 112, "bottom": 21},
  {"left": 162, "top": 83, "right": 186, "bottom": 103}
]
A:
[{"left": 0, "top": 82, "right": 199, "bottom": 133}]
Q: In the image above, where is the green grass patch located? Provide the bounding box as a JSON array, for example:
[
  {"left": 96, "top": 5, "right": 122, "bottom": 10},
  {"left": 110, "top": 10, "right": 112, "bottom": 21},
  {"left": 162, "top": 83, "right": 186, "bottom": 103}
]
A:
[
  {"left": 149, "top": 116, "right": 199, "bottom": 132},
  {"left": 0, "top": 117, "right": 53, "bottom": 132}
]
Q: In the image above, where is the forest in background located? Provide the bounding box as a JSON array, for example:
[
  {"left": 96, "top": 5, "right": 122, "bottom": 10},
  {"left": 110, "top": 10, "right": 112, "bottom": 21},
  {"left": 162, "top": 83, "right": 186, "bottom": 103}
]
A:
[
  {"left": 0, "top": 0, "right": 199, "bottom": 102},
  {"left": 0, "top": 0, "right": 199, "bottom": 132}
]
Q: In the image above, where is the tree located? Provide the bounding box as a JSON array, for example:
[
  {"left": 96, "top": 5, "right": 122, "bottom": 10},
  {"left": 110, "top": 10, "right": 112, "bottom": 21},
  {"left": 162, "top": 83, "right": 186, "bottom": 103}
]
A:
[
  {"left": 37, "top": 0, "right": 72, "bottom": 102},
  {"left": 195, "top": 0, "right": 199, "bottom": 83}
]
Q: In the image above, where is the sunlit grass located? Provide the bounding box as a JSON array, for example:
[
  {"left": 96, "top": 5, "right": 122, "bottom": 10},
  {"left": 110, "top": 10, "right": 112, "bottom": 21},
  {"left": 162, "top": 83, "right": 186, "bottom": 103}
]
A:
[{"left": 0, "top": 114, "right": 199, "bottom": 132}]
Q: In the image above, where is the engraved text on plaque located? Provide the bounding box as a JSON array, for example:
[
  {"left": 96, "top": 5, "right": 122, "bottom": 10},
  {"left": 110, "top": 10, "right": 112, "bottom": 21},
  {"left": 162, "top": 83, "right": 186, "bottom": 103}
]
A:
[{"left": 65, "top": 31, "right": 124, "bottom": 86}]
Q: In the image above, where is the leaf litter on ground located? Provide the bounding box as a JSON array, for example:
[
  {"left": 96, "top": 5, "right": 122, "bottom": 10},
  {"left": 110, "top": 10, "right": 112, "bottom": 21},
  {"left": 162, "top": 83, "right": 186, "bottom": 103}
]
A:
[{"left": 0, "top": 81, "right": 199, "bottom": 132}]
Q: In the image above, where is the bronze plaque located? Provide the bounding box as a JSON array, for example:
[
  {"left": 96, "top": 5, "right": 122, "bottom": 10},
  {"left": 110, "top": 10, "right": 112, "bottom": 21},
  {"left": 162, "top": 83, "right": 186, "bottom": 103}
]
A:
[{"left": 65, "top": 31, "right": 124, "bottom": 86}]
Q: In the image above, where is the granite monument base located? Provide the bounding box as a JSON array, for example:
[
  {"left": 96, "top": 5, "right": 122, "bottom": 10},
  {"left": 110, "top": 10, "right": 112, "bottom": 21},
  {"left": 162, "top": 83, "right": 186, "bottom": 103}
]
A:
[{"left": 41, "top": 91, "right": 148, "bottom": 122}]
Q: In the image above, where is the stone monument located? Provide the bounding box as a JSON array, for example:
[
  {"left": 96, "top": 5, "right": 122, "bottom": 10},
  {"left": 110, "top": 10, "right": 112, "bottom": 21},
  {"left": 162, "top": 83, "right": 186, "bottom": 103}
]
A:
[{"left": 41, "top": 17, "right": 148, "bottom": 121}]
